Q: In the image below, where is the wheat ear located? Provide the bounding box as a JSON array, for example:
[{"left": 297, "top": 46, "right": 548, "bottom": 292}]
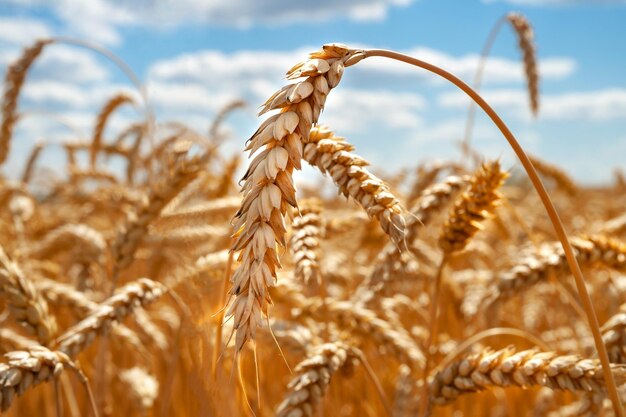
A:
[
  {"left": 494, "top": 235, "right": 626, "bottom": 304},
  {"left": 0, "top": 247, "right": 57, "bottom": 345},
  {"left": 275, "top": 342, "right": 358, "bottom": 417},
  {"left": 90, "top": 93, "right": 135, "bottom": 168},
  {"left": 0, "top": 347, "right": 81, "bottom": 412},
  {"left": 274, "top": 282, "right": 424, "bottom": 368},
  {"left": 111, "top": 153, "right": 202, "bottom": 278},
  {"left": 528, "top": 155, "right": 577, "bottom": 196},
  {"left": 507, "top": 12, "right": 539, "bottom": 115},
  {"left": 439, "top": 161, "right": 508, "bottom": 253},
  {"left": 0, "top": 39, "right": 52, "bottom": 165},
  {"left": 304, "top": 125, "right": 407, "bottom": 247},
  {"left": 360, "top": 175, "right": 468, "bottom": 301},
  {"left": 430, "top": 346, "right": 626, "bottom": 406},
  {"left": 54, "top": 278, "right": 166, "bottom": 357},
  {"left": 290, "top": 197, "right": 323, "bottom": 285},
  {"left": 118, "top": 367, "right": 159, "bottom": 412},
  {"left": 227, "top": 44, "right": 363, "bottom": 352}
]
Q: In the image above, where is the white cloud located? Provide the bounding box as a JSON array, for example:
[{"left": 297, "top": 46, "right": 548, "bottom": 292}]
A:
[
  {"left": 438, "top": 88, "right": 626, "bottom": 121},
  {"left": 0, "top": 16, "right": 51, "bottom": 45},
  {"left": 323, "top": 89, "right": 425, "bottom": 133},
  {"left": 6, "top": 0, "right": 414, "bottom": 45},
  {"left": 484, "top": 0, "right": 626, "bottom": 5},
  {"left": 34, "top": 45, "right": 111, "bottom": 83}
]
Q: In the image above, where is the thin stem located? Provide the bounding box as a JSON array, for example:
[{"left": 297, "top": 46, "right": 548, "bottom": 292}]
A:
[
  {"left": 461, "top": 15, "right": 507, "bottom": 159},
  {"left": 418, "top": 256, "right": 446, "bottom": 417},
  {"left": 362, "top": 48, "right": 624, "bottom": 417},
  {"left": 354, "top": 349, "right": 393, "bottom": 417}
]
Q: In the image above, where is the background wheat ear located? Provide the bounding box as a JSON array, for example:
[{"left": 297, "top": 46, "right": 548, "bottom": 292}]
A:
[
  {"left": 0, "top": 39, "right": 52, "bottom": 165},
  {"left": 507, "top": 12, "right": 539, "bottom": 116}
]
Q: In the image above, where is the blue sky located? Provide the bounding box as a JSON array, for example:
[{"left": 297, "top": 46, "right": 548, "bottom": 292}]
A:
[{"left": 1, "top": 0, "right": 625, "bottom": 184}]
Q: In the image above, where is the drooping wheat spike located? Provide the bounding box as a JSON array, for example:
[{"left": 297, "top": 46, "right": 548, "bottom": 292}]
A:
[
  {"left": 359, "top": 175, "right": 468, "bottom": 301},
  {"left": 273, "top": 281, "right": 425, "bottom": 368},
  {"left": 91, "top": 93, "right": 135, "bottom": 168},
  {"left": 430, "top": 346, "right": 626, "bottom": 407},
  {"left": 54, "top": 278, "right": 166, "bottom": 357},
  {"left": 439, "top": 161, "right": 508, "bottom": 254},
  {"left": 0, "top": 247, "right": 57, "bottom": 345},
  {"left": 275, "top": 342, "right": 358, "bottom": 417},
  {"left": 119, "top": 367, "right": 159, "bottom": 412},
  {"left": 529, "top": 155, "right": 578, "bottom": 196},
  {"left": 507, "top": 13, "right": 539, "bottom": 115},
  {"left": 303, "top": 125, "right": 407, "bottom": 247},
  {"left": 111, "top": 152, "right": 203, "bottom": 277},
  {"left": 26, "top": 224, "right": 106, "bottom": 264},
  {"left": 35, "top": 278, "right": 150, "bottom": 355},
  {"left": 290, "top": 198, "right": 323, "bottom": 285},
  {"left": 494, "top": 235, "right": 626, "bottom": 304},
  {"left": 0, "top": 39, "right": 52, "bottom": 165},
  {"left": 227, "top": 44, "right": 364, "bottom": 352},
  {"left": 0, "top": 347, "right": 78, "bottom": 412}
]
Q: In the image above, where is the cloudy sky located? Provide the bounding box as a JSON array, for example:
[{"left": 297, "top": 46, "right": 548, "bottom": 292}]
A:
[{"left": 0, "top": 0, "right": 625, "bottom": 184}]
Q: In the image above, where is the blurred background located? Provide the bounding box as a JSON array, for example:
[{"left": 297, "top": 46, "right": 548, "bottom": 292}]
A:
[{"left": 0, "top": 0, "right": 625, "bottom": 185}]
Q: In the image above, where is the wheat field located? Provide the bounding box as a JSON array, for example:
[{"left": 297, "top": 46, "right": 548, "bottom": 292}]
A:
[{"left": 1, "top": 12, "right": 626, "bottom": 417}]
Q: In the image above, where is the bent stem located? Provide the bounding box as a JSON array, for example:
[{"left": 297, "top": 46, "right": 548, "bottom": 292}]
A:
[
  {"left": 461, "top": 15, "right": 507, "bottom": 160},
  {"left": 362, "top": 48, "right": 624, "bottom": 417}
]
